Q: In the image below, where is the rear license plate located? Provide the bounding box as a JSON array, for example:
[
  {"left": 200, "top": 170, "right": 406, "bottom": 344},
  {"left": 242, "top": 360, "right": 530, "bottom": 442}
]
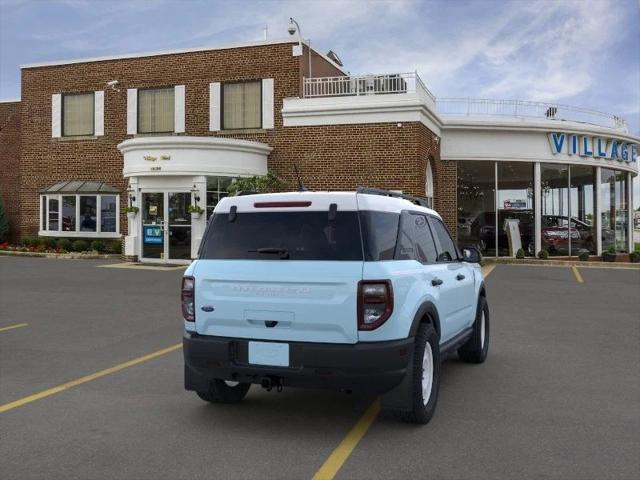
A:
[{"left": 248, "top": 341, "right": 289, "bottom": 367}]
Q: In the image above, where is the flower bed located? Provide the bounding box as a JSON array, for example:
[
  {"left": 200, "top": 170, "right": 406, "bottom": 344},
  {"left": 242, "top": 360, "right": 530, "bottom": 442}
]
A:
[{"left": 0, "top": 237, "right": 122, "bottom": 255}]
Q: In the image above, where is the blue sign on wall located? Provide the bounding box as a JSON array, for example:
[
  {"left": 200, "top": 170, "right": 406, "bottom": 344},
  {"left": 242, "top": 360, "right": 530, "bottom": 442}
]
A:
[{"left": 143, "top": 226, "right": 163, "bottom": 245}]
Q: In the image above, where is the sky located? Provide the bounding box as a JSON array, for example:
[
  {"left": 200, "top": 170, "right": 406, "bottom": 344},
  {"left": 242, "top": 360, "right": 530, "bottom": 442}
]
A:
[{"left": 1, "top": 0, "right": 638, "bottom": 204}]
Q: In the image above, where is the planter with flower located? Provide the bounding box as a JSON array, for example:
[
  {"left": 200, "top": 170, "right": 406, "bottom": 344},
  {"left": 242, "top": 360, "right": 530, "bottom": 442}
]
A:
[
  {"left": 188, "top": 204, "right": 204, "bottom": 220},
  {"left": 125, "top": 206, "right": 139, "bottom": 221}
]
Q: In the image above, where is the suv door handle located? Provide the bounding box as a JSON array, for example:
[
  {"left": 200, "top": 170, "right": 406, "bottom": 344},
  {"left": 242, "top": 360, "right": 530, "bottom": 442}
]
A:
[
  {"left": 456, "top": 274, "right": 465, "bottom": 281},
  {"left": 431, "top": 278, "right": 443, "bottom": 286}
]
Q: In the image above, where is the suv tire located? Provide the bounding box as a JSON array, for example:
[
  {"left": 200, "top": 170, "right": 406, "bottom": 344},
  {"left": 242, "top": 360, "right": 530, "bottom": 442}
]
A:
[
  {"left": 458, "top": 296, "right": 489, "bottom": 363},
  {"left": 196, "top": 379, "right": 251, "bottom": 404},
  {"left": 391, "top": 323, "right": 440, "bottom": 424}
]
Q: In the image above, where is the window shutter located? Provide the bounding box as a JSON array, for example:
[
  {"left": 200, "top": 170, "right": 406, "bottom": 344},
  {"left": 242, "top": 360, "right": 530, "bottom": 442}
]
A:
[
  {"left": 174, "top": 85, "right": 185, "bottom": 133},
  {"left": 94, "top": 91, "right": 104, "bottom": 136},
  {"left": 51, "top": 94, "right": 62, "bottom": 138},
  {"left": 127, "top": 88, "right": 137, "bottom": 135},
  {"left": 209, "top": 82, "right": 221, "bottom": 131},
  {"left": 262, "top": 78, "right": 274, "bottom": 129}
]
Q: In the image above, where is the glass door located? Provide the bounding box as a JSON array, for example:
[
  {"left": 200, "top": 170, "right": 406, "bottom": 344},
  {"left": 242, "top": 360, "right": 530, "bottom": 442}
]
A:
[
  {"left": 141, "top": 193, "right": 165, "bottom": 260},
  {"left": 167, "top": 192, "right": 192, "bottom": 261}
]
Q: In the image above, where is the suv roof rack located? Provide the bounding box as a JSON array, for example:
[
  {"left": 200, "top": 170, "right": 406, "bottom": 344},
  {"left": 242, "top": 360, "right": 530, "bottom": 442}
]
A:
[{"left": 356, "top": 187, "right": 432, "bottom": 208}]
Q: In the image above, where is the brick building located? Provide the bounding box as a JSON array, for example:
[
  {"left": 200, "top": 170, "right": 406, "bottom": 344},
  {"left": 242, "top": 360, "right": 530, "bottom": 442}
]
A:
[{"left": 0, "top": 38, "right": 637, "bottom": 262}]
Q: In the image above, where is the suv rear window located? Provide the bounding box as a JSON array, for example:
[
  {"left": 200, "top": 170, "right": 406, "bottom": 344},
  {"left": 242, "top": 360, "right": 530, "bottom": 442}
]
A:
[{"left": 200, "top": 211, "right": 363, "bottom": 261}]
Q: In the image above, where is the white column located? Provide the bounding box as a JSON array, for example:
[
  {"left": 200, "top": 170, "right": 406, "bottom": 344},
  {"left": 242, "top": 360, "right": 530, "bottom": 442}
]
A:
[
  {"left": 595, "top": 167, "right": 602, "bottom": 255},
  {"left": 174, "top": 85, "right": 186, "bottom": 133},
  {"left": 534, "top": 162, "right": 541, "bottom": 256},
  {"left": 51, "top": 94, "right": 62, "bottom": 138},
  {"left": 124, "top": 177, "right": 140, "bottom": 258},
  {"left": 262, "top": 78, "right": 274, "bottom": 129},
  {"left": 191, "top": 175, "right": 207, "bottom": 259},
  {"left": 209, "top": 83, "right": 221, "bottom": 131},
  {"left": 94, "top": 91, "right": 104, "bottom": 136}
]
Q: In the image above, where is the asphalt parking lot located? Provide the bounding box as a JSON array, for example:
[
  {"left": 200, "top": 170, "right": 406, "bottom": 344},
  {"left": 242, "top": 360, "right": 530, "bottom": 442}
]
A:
[{"left": 1, "top": 257, "right": 639, "bottom": 480}]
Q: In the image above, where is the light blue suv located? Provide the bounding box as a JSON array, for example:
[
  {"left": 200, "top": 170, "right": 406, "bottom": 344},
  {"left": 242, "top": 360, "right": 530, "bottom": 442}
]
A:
[{"left": 182, "top": 188, "right": 489, "bottom": 423}]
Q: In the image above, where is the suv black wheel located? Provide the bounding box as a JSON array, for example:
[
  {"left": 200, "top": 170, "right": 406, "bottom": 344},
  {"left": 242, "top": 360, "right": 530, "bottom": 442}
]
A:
[
  {"left": 458, "top": 296, "right": 489, "bottom": 363},
  {"left": 196, "top": 379, "right": 251, "bottom": 404},
  {"left": 393, "top": 323, "right": 441, "bottom": 424}
]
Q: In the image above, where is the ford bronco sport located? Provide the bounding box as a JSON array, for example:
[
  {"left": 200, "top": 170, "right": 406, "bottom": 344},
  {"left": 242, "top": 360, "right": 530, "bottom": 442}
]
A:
[{"left": 182, "top": 188, "right": 488, "bottom": 424}]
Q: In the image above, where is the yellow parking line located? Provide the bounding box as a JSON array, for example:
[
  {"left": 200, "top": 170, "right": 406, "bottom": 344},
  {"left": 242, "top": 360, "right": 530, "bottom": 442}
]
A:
[
  {"left": 571, "top": 266, "right": 584, "bottom": 283},
  {"left": 312, "top": 399, "right": 381, "bottom": 480},
  {"left": 0, "top": 343, "right": 182, "bottom": 414},
  {"left": 0, "top": 323, "right": 28, "bottom": 333},
  {"left": 482, "top": 264, "right": 496, "bottom": 278}
]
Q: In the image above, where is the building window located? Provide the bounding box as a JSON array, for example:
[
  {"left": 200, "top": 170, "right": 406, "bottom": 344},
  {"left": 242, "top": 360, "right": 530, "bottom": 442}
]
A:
[
  {"left": 63, "top": 92, "right": 94, "bottom": 136},
  {"left": 40, "top": 193, "right": 119, "bottom": 237},
  {"left": 457, "top": 161, "right": 496, "bottom": 256},
  {"left": 138, "top": 87, "right": 174, "bottom": 133},
  {"left": 206, "top": 176, "right": 234, "bottom": 219},
  {"left": 425, "top": 159, "right": 434, "bottom": 208},
  {"left": 497, "top": 162, "right": 534, "bottom": 256},
  {"left": 601, "top": 169, "right": 628, "bottom": 253},
  {"left": 222, "top": 81, "right": 261, "bottom": 129}
]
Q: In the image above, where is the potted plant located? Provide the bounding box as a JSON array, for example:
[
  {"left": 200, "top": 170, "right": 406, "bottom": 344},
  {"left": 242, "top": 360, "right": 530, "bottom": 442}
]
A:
[
  {"left": 577, "top": 249, "right": 590, "bottom": 262},
  {"left": 188, "top": 204, "right": 204, "bottom": 219},
  {"left": 537, "top": 249, "right": 549, "bottom": 260},
  {"left": 125, "top": 206, "right": 139, "bottom": 220},
  {"left": 602, "top": 245, "right": 617, "bottom": 262}
]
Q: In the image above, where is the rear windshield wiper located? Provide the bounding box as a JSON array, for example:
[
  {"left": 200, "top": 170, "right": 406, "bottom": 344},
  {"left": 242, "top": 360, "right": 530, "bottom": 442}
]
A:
[{"left": 248, "top": 247, "right": 290, "bottom": 259}]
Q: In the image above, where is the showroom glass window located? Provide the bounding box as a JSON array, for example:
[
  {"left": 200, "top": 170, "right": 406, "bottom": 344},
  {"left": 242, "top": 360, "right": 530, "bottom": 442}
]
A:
[
  {"left": 206, "top": 176, "right": 234, "bottom": 219},
  {"left": 457, "top": 161, "right": 496, "bottom": 256},
  {"left": 40, "top": 194, "right": 119, "bottom": 236},
  {"left": 569, "top": 165, "right": 596, "bottom": 255},
  {"left": 138, "top": 87, "right": 174, "bottom": 133},
  {"left": 222, "top": 81, "right": 261, "bottom": 129},
  {"left": 62, "top": 92, "right": 94, "bottom": 136},
  {"left": 601, "top": 168, "right": 628, "bottom": 253},
  {"left": 541, "top": 164, "right": 569, "bottom": 256},
  {"left": 497, "top": 162, "right": 534, "bottom": 256}
]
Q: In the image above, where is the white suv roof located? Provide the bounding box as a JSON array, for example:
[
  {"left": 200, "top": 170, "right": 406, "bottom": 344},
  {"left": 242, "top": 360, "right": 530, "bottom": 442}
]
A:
[{"left": 214, "top": 191, "right": 440, "bottom": 218}]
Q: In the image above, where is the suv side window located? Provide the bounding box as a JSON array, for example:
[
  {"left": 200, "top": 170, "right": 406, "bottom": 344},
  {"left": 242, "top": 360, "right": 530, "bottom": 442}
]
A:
[
  {"left": 429, "top": 216, "right": 458, "bottom": 262},
  {"left": 395, "top": 211, "right": 437, "bottom": 263}
]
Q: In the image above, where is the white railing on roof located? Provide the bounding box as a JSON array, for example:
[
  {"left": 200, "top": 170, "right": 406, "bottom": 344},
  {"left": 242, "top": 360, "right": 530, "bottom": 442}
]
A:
[
  {"left": 303, "top": 72, "right": 436, "bottom": 101},
  {"left": 436, "top": 97, "right": 628, "bottom": 132}
]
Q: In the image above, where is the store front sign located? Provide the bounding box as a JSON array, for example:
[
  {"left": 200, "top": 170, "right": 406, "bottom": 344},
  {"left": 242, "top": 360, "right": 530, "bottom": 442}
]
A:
[
  {"left": 143, "top": 225, "right": 163, "bottom": 245},
  {"left": 548, "top": 133, "right": 637, "bottom": 163}
]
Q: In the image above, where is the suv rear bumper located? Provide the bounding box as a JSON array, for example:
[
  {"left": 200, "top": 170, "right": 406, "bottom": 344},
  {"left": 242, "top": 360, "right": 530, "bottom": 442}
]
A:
[{"left": 183, "top": 332, "right": 413, "bottom": 394}]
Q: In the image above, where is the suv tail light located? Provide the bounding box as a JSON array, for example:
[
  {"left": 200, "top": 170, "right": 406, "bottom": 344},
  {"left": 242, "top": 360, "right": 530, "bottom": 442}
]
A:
[
  {"left": 358, "top": 280, "right": 393, "bottom": 330},
  {"left": 181, "top": 276, "right": 195, "bottom": 322}
]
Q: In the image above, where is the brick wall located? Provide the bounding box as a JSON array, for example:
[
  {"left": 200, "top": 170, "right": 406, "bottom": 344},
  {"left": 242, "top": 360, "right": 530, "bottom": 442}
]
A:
[
  {"left": 0, "top": 101, "right": 21, "bottom": 242},
  {"left": 13, "top": 41, "right": 447, "bottom": 242}
]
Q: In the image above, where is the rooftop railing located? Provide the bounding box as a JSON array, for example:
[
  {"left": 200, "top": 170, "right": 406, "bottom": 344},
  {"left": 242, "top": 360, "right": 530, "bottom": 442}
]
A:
[
  {"left": 434, "top": 98, "right": 628, "bottom": 132},
  {"left": 303, "top": 72, "right": 436, "bottom": 102},
  {"left": 301, "top": 73, "right": 628, "bottom": 132}
]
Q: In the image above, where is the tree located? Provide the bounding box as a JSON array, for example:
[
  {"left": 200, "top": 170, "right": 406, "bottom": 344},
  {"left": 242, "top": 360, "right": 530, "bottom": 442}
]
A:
[
  {"left": 0, "top": 195, "right": 9, "bottom": 243},
  {"left": 227, "top": 172, "right": 288, "bottom": 196}
]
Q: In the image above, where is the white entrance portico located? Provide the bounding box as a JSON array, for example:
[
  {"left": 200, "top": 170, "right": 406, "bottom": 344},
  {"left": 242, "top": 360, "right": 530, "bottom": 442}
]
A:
[{"left": 118, "top": 136, "right": 271, "bottom": 263}]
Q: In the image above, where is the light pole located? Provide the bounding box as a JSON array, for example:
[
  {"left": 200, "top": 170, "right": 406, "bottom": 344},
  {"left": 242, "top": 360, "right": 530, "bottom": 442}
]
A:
[{"left": 288, "top": 17, "right": 312, "bottom": 79}]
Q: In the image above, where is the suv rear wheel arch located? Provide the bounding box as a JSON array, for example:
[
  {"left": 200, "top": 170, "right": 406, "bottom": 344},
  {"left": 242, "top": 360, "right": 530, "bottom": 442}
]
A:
[{"left": 409, "top": 302, "right": 441, "bottom": 340}]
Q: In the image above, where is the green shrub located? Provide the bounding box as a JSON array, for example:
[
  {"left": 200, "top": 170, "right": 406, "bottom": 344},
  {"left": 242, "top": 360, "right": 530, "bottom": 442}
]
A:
[
  {"left": 108, "top": 240, "right": 122, "bottom": 254},
  {"left": 42, "top": 237, "right": 57, "bottom": 249},
  {"left": 578, "top": 250, "right": 589, "bottom": 261},
  {"left": 21, "top": 237, "right": 35, "bottom": 247},
  {"left": 537, "top": 249, "right": 549, "bottom": 260},
  {"left": 515, "top": 248, "right": 525, "bottom": 259},
  {"left": 629, "top": 252, "right": 640, "bottom": 263},
  {"left": 91, "top": 240, "right": 106, "bottom": 253},
  {"left": 72, "top": 239, "right": 89, "bottom": 252},
  {"left": 607, "top": 245, "right": 616, "bottom": 254},
  {"left": 57, "top": 238, "right": 73, "bottom": 252},
  {"left": 228, "top": 172, "right": 287, "bottom": 196}
]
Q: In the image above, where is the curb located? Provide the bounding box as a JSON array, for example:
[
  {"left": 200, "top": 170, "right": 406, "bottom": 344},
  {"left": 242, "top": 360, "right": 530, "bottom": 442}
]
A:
[
  {"left": 482, "top": 258, "right": 640, "bottom": 269},
  {"left": 0, "top": 250, "right": 121, "bottom": 260}
]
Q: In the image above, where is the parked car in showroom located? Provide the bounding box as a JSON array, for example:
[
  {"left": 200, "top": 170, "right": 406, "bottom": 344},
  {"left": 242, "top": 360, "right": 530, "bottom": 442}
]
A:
[{"left": 182, "top": 188, "right": 489, "bottom": 424}]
